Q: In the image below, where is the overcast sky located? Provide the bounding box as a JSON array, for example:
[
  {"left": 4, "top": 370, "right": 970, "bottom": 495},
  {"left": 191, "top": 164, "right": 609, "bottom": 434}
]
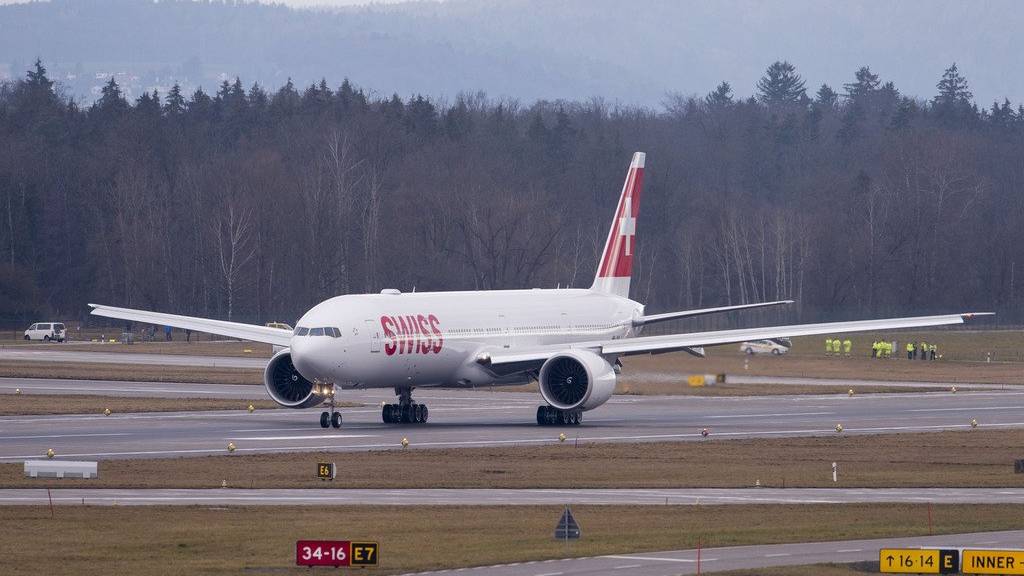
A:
[{"left": 2, "top": 0, "right": 1021, "bottom": 107}]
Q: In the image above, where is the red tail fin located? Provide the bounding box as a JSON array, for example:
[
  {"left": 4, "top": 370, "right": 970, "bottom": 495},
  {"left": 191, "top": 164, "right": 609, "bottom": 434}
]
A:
[{"left": 591, "top": 152, "right": 645, "bottom": 297}]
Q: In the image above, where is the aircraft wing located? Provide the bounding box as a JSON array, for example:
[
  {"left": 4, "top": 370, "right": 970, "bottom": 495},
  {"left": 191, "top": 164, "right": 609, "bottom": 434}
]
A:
[
  {"left": 88, "top": 304, "right": 292, "bottom": 347},
  {"left": 479, "top": 312, "right": 991, "bottom": 368},
  {"left": 635, "top": 300, "right": 794, "bottom": 326}
]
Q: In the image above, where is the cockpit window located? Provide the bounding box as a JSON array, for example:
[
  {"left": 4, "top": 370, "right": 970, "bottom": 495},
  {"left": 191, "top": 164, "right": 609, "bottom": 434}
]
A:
[
  {"left": 309, "top": 327, "right": 324, "bottom": 336},
  {"left": 296, "top": 327, "right": 309, "bottom": 336},
  {"left": 328, "top": 327, "right": 341, "bottom": 338}
]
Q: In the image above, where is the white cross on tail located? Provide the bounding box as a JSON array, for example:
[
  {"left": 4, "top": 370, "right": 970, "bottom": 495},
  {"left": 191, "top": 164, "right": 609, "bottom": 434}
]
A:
[{"left": 618, "top": 198, "right": 636, "bottom": 256}]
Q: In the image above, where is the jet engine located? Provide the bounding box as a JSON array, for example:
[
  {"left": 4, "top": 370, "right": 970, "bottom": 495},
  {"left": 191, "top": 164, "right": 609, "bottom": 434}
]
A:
[
  {"left": 264, "top": 349, "right": 325, "bottom": 408},
  {"left": 538, "top": 350, "right": 617, "bottom": 411}
]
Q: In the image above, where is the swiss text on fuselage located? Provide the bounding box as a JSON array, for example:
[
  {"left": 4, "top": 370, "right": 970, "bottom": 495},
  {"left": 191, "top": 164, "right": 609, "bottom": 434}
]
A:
[{"left": 380, "top": 314, "right": 443, "bottom": 355}]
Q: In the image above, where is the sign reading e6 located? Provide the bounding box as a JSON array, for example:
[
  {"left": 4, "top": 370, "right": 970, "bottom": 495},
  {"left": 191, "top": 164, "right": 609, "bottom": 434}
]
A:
[{"left": 295, "top": 540, "right": 379, "bottom": 567}]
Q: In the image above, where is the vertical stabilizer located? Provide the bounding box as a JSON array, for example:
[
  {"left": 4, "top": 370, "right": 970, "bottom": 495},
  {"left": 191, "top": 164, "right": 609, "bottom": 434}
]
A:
[{"left": 590, "top": 152, "right": 645, "bottom": 297}]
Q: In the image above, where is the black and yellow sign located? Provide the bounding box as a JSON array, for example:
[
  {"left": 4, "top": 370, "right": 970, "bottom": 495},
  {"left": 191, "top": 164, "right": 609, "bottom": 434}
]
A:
[
  {"left": 962, "top": 549, "right": 1024, "bottom": 575},
  {"left": 317, "top": 462, "right": 336, "bottom": 481},
  {"left": 880, "top": 548, "right": 958, "bottom": 574},
  {"left": 350, "top": 541, "right": 379, "bottom": 566}
]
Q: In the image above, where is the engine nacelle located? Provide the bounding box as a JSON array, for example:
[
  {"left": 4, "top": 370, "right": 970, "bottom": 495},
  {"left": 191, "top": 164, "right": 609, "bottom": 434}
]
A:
[
  {"left": 264, "top": 349, "right": 325, "bottom": 408},
  {"left": 538, "top": 350, "right": 617, "bottom": 411}
]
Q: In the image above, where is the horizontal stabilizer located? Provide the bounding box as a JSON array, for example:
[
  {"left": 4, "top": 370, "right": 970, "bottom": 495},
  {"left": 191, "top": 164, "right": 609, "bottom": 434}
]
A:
[{"left": 636, "top": 300, "right": 794, "bottom": 326}]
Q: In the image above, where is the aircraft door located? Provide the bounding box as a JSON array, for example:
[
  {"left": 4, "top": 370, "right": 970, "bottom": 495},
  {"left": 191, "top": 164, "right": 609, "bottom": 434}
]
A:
[
  {"left": 366, "top": 319, "right": 380, "bottom": 353},
  {"left": 499, "top": 313, "right": 511, "bottom": 348}
]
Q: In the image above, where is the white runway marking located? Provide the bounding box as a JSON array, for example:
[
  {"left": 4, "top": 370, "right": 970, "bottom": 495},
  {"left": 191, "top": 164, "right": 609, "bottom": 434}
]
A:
[
  {"left": 765, "top": 553, "right": 791, "bottom": 557},
  {"left": 908, "top": 406, "right": 1024, "bottom": 412},
  {"left": 0, "top": 432, "right": 131, "bottom": 440},
  {"left": 836, "top": 548, "right": 862, "bottom": 553},
  {"left": 603, "top": 555, "right": 716, "bottom": 563},
  {"left": 231, "top": 434, "right": 375, "bottom": 441},
  {"left": 706, "top": 411, "right": 834, "bottom": 419}
]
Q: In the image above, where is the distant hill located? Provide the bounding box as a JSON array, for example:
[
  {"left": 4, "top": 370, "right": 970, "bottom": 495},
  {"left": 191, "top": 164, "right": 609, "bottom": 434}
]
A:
[{"left": 1, "top": 0, "right": 1022, "bottom": 106}]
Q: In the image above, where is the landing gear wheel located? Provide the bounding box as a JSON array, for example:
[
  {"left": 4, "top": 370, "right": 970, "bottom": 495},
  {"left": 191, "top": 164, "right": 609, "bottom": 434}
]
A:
[
  {"left": 319, "top": 411, "right": 330, "bottom": 428},
  {"left": 536, "top": 405, "right": 582, "bottom": 426},
  {"left": 382, "top": 387, "right": 429, "bottom": 424},
  {"left": 331, "top": 411, "right": 342, "bottom": 428}
]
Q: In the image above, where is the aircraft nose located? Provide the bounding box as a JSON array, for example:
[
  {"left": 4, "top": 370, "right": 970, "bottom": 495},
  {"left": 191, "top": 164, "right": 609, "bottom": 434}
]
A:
[{"left": 290, "top": 336, "right": 328, "bottom": 380}]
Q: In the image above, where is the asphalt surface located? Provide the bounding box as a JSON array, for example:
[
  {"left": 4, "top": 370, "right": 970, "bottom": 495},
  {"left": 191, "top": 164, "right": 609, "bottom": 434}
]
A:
[
  {"left": 3, "top": 380, "right": 1024, "bottom": 461},
  {"left": 0, "top": 348, "right": 265, "bottom": 368},
  {"left": 0, "top": 376, "right": 264, "bottom": 398},
  {"left": 398, "top": 530, "right": 1024, "bottom": 576},
  {"left": 5, "top": 487, "right": 1024, "bottom": 506},
  {"left": 1, "top": 348, "right": 1016, "bottom": 389}
]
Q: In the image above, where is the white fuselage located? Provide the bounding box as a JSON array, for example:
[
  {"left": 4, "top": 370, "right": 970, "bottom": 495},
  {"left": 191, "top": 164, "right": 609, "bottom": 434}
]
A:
[{"left": 288, "top": 288, "right": 642, "bottom": 389}]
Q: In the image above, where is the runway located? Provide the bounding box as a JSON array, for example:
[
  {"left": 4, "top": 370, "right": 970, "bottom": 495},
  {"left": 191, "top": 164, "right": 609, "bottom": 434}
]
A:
[
  {"left": 5, "top": 487, "right": 1024, "bottom": 506},
  {"left": 3, "top": 381, "right": 1024, "bottom": 461},
  {"left": 398, "top": 530, "right": 1024, "bottom": 576},
  {"left": 0, "top": 348, "right": 265, "bottom": 369},
  {"left": 0, "top": 376, "right": 263, "bottom": 398}
]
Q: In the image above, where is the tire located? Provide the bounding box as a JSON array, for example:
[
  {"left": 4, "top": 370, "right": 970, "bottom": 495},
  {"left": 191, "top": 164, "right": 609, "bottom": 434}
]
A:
[
  {"left": 43, "top": 335, "right": 50, "bottom": 342},
  {"left": 319, "top": 411, "right": 330, "bottom": 428},
  {"left": 331, "top": 412, "right": 342, "bottom": 428},
  {"left": 744, "top": 347, "right": 754, "bottom": 355},
  {"left": 537, "top": 406, "right": 547, "bottom": 426},
  {"left": 23, "top": 335, "right": 30, "bottom": 341},
  {"left": 771, "top": 348, "right": 781, "bottom": 356},
  {"left": 421, "top": 405, "right": 429, "bottom": 423}
]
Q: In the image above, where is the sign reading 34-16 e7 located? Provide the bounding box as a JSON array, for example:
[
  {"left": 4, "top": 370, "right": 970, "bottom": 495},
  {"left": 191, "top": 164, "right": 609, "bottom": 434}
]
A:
[{"left": 296, "top": 540, "right": 378, "bottom": 567}]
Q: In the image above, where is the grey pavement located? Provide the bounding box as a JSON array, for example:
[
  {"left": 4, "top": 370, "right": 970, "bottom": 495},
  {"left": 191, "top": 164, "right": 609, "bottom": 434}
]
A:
[
  {"left": 5, "top": 487, "right": 1024, "bottom": 506},
  {"left": 4, "top": 382, "right": 1024, "bottom": 461},
  {"left": 398, "top": 530, "right": 1024, "bottom": 576},
  {"left": 0, "top": 348, "right": 266, "bottom": 368},
  {"left": 0, "top": 376, "right": 265, "bottom": 398}
]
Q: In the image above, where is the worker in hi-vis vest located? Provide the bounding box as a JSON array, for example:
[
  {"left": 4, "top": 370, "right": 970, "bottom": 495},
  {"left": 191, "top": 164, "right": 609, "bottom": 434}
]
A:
[
  {"left": 843, "top": 339, "right": 852, "bottom": 356},
  {"left": 825, "top": 338, "right": 833, "bottom": 356},
  {"left": 906, "top": 341, "right": 915, "bottom": 360}
]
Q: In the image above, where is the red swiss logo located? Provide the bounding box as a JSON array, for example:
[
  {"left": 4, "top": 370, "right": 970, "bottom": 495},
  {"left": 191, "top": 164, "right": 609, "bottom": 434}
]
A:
[{"left": 381, "top": 314, "right": 443, "bottom": 355}]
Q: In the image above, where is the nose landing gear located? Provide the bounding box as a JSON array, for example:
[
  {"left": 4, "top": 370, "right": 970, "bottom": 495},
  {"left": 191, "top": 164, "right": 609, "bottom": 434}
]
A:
[
  {"left": 317, "top": 383, "right": 342, "bottom": 428},
  {"left": 382, "top": 387, "right": 429, "bottom": 424}
]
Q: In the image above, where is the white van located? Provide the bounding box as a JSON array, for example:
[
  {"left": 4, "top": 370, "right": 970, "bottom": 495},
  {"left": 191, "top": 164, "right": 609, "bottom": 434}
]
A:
[
  {"left": 739, "top": 338, "right": 790, "bottom": 355},
  {"left": 24, "top": 322, "right": 67, "bottom": 342}
]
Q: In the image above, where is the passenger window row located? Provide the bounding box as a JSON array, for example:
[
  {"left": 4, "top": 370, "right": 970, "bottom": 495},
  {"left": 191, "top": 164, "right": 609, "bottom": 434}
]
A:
[{"left": 295, "top": 327, "right": 341, "bottom": 337}]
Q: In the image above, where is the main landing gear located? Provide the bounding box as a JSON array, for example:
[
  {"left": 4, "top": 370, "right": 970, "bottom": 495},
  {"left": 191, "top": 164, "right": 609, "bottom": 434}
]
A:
[
  {"left": 382, "top": 387, "right": 429, "bottom": 424},
  {"left": 318, "top": 383, "right": 342, "bottom": 428},
  {"left": 536, "top": 405, "right": 582, "bottom": 426}
]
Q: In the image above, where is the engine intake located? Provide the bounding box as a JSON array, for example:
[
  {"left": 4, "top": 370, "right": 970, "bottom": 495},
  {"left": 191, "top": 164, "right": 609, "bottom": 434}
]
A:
[
  {"left": 264, "top": 350, "right": 325, "bottom": 408},
  {"left": 538, "top": 350, "right": 616, "bottom": 411}
]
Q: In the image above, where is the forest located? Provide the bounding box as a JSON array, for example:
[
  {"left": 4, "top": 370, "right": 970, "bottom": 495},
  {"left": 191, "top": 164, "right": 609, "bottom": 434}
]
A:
[{"left": 2, "top": 59, "right": 1022, "bottom": 328}]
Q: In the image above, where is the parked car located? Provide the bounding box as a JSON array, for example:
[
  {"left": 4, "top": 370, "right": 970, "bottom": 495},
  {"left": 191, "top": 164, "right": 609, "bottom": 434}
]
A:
[
  {"left": 739, "top": 338, "right": 791, "bottom": 355},
  {"left": 24, "top": 322, "right": 67, "bottom": 342}
]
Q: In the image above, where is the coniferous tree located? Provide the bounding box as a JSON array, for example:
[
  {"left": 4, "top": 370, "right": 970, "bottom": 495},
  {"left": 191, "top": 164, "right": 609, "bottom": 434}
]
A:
[
  {"left": 93, "top": 77, "right": 128, "bottom": 116},
  {"left": 164, "top": 83, "right": 186, "bottom": 116},
  {"left": 756, "top": 61, "right": 806, "bottom": 108},
  {"left": 843, "top": 66, "right": 880, "bottom": 102},
  {"left": 815, "top": 84, "right": 838, "bottom": 108},
  {"left": 705, "top": 81, "right": 733, "bottom": 109}
]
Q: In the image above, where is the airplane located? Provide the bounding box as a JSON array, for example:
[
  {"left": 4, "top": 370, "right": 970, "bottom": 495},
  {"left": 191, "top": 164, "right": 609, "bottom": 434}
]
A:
[{"left": 90, "top": 152, "right": 990, "bottom": 428}]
